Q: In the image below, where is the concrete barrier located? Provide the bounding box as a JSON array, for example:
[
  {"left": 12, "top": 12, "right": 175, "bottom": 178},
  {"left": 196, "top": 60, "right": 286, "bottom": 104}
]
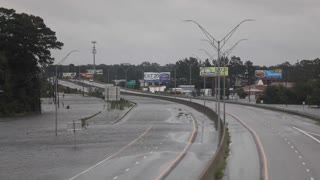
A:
[{"left": 121, "top": 91, "right": 228, "bottom": 180}]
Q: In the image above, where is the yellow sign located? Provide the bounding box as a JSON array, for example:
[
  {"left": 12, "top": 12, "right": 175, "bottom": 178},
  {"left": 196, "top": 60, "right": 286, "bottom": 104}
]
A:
[{"left": 200, "top": 67, "right": 229, "bottom": 77}]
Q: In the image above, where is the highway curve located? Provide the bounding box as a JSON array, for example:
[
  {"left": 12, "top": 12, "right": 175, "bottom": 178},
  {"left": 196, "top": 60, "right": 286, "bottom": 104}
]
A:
[
  {"left": 66, "top": 95, "right": 219, "bottom": 180},
  {"left": 192, "top": 99, "right": 320, "bottom": 180}
]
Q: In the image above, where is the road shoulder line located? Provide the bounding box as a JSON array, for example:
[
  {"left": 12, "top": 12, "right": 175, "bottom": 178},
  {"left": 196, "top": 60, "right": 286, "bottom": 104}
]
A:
[{"left": 227, "top": 112, "right": 269, "bottom": 180}]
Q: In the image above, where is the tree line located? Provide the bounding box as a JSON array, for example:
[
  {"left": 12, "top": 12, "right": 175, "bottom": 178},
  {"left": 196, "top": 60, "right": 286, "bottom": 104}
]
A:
[{"left": 1, "top": 7, "right": 319, "bottom": 116}]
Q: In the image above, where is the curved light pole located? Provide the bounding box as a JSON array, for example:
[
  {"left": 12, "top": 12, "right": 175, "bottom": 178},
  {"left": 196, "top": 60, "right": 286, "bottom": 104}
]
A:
[
  {"left": 221, "top": 39, "right": 248, "bottom": 125},
  {"left": 120, "top": 63, "right": 131, "bottom": 88},
  {"left": 55, "top": 50, "right": 78, "bottom": 136},
  {"left": 192, "top": 54, "right": 206, "bottom": 106},
  {"left": 107, "top": 65, "right": 118, "bottom": 84},
  {"left": 185, "top": 19, "right": 253, "bottom": 139},
  {"left": 174, "top": 62, "right": 182, "bottom": 99},
  {"left": 199, "top": 48, "right": 218, "bottom": 112}
]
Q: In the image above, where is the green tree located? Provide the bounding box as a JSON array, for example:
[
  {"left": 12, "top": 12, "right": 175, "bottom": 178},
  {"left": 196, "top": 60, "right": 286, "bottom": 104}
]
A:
[{"left": 0, "top": 8, "right": 63, "bottom": 115}]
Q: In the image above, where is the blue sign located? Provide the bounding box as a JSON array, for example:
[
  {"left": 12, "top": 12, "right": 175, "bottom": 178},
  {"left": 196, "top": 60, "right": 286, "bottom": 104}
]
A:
[
  {"left": 265, "top": 70, "right": 282, "bottom": 79},
  {"left": 144, "top": 72, "right": 170, "bottom": 83}
]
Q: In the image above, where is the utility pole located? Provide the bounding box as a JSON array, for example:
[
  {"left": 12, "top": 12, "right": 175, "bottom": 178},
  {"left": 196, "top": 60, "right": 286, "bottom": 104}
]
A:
[{"left": 91, "top": 41, "right": 97, "bottom": 79}]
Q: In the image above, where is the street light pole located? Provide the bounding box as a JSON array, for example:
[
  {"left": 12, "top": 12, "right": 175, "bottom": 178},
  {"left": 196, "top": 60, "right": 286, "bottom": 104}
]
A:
[
  {"left": 121, "top": 63, "right": 131, "bottom": 88},
  {"left": 193, "top": 54, "right": 206, "bottom": 106},
  {"left": 217, "top": 41, "right": 221, "bottom": 133},
  {"left": 198, "top": 49, "right": 218, "bottom": 110},
  {"left": 189, "top": 63, "right": 192, "bottom": 101},
  {"left": 174, "top": 68, "right": 177, "bottom": 98},
  {"left": 185, "top": 19, "right": 253, "bottom": 138},
  {"left": 54, "top": 50, "right": 78, "bottom": 136}
]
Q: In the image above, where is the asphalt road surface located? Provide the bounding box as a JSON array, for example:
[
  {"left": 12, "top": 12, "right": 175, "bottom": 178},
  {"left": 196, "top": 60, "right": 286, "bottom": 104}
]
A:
[
  {"left": 183, "top": 98, "right": 320, "bottom": 180},
  {"left": 119, "top": 90, "right": 320, "bottom": 180},
  {"left": 0, "top": 93, "right": 218, "bottom": 180}
]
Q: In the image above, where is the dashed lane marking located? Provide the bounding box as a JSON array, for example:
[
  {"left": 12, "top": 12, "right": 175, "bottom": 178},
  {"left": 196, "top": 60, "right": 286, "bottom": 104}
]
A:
[
  {"left": 67, "top": 127, "right": 152, "bottom": 180},
  {"left": 113, "top": 176, "right": 118, "bottom": 180},
  {"left": 125, "top": 168, "right": 130, "bottom": 172}
]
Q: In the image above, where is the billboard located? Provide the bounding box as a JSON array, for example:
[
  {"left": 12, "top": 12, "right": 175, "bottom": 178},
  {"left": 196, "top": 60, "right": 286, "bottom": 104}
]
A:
[
  {"left": 255, "top": 69, "right": 282, "bottom": 79},
  {"left": 87, "top": 69, "right": 103, "bottom": 75},
  {"left": 80, "top": 73, "right": 93, "bottom": 79},
  {"left": 200, "top": 67, "right": 229, "bottom": 77},
  {"left": 62, "top": 72, "right": 76, "bottom": 78},
  {"left": 144, "top": 72, "right": 171, "bottom": 83}
]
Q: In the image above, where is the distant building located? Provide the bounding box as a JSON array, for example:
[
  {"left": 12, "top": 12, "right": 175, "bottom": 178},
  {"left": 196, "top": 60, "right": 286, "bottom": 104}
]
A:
[
  {"left": 178, "top": 85, "right": 195, "bottom": 95},
  {"left": 149, "top": 86, "right": 166, "bottom": 93},
  {"left": 242, "top": 80, "right": 296, "bottom": 99}
]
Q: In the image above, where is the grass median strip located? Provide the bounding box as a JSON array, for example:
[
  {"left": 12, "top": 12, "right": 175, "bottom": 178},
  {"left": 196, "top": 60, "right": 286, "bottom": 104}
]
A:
[{"left": 215, "top": 129, "right": 231, "bottom": 179}]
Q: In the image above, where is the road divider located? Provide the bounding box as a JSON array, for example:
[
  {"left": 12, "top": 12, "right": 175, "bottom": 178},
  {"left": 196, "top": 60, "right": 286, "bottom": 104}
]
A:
[
  {"left": 121, "top": 91, "right": 229, "bottom": 180},
  {"left": 156, "top": 113, "right": 198, "bottom": 180},
  {"left": 227, "top": 112, "right": 269, "bottom": 180}
]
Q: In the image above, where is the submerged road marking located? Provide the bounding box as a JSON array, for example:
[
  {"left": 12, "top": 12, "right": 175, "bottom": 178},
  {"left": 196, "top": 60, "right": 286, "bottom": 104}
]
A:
[
  {"left": 227, "top": 113, "right": 269, "bottom": 180},
  {"left": 67, "top": 126, "right": 152, "bottom": 180},
  {"left": 293, "top": 126, "right": 320, "bottom": 144},
  {"left": 155, "top": 113, "right": 198, "bottom": 180}
]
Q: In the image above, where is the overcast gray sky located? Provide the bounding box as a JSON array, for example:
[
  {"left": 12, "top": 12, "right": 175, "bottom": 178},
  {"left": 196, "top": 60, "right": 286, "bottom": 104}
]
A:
[{"left": 2, "top": 0, "right": 320, "bottom": 66}]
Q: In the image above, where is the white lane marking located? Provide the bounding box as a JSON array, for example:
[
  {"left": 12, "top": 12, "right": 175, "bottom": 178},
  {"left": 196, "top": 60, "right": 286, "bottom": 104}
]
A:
[
  {"left": 293, "top": 126, "right": 320, "bottom": 144},
  {"left": 113, "top": 176, "right": 118, "bottom": 179},
  {"left": 288, "top": 142, "right": 291, "bottom": 144},
  {"left": 295, "top": 150, "right": 298, "bottom": 153},
  {"left": 302, "top": 162, "right": 306, "bottom": 165},
  {"left": 67, "top": 127, "right": 152, "bottom": 180},
  {"left": 155, "top": 146, "right": 158, "bottom": 149},
  {"left": 306, "top": 169, "right": 310, "bottom": 172},
  {"left": 291, "top": 146, "right": 294, "bottom": 149},
  {"left": 285, "top": 138, "right": 287, "bottom": 141},
  {"left": 299, "top": 156, "right": 302, "bottom": 159},
  {"left": 135, "top": 161, "right": 140, "bottom": 165},
  {"left": 150, "top": 151, "right": 153, "bottom": 154},
  {"left": 310, "top": 177, "right": 314, "bottom": 180},
  {"left": 143, "top": 156, "right": 147, "bottom": 159},
  {"left": 125, "top": 168, "right": 130, "bottom": 172},
  {"left": 306, "top": 131, "right": 320, "bottom": 136}
]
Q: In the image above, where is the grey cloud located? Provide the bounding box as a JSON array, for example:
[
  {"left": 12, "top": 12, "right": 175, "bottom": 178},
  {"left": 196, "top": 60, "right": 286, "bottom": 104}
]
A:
[{"left": 2, "top": 0, "right": 320, "bottom": 66}]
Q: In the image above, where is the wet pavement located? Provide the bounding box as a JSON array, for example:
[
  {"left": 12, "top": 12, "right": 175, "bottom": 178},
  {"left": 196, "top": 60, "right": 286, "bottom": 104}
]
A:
[{"left": 0, "top": 93, "right": 218, "bottom": 180}]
